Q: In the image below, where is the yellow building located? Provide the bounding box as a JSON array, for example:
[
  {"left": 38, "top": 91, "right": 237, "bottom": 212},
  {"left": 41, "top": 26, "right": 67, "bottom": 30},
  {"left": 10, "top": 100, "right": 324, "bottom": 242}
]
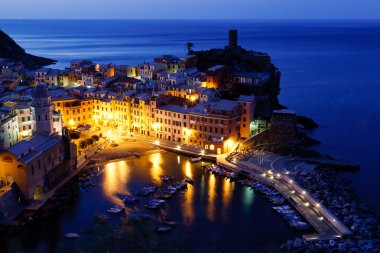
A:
[{"left": 53, "top": 98, "right": 94, "bottom": 128}]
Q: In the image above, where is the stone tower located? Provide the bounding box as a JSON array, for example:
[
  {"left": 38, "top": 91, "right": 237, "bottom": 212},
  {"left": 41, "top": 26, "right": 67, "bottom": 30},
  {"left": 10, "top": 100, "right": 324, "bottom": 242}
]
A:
[
  {"left": 229, "top": 30, "right": 238, "bottom": 49},
  {"left": 32, "top": 84, "right": 54, "bottom": 136}
]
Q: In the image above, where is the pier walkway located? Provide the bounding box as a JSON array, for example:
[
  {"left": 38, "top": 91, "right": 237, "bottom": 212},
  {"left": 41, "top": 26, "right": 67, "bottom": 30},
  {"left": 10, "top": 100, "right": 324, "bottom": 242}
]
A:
[{"left": 217, "top": 154, "right": 352, "bottom": 241}]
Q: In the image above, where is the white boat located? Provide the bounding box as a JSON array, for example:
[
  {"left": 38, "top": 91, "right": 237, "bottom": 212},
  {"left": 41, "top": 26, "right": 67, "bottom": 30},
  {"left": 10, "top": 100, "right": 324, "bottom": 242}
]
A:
[
  {"left": 64, "top": 233, "right": 80, "bottom": 239},
  {"left": 157, "top": 225, "right": 172, "bottom": 232},
  {"left": 190, "top": 157, "right": 202, "bottom": 163},
  {"left": 107, "top": 206, "right": 124, "bottom": 214},
  {"left": 184, "top": 177, "right": 194, "bottom": 184}
]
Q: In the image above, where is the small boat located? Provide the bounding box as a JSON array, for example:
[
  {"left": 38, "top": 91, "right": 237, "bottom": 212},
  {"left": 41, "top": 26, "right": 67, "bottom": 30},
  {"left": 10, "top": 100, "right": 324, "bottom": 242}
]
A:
[
  {"left": 184, "top": 177, "right": 194, "bottom": 184},
  {"left": 151, "top": 198, "right": 166, "bottom": 204},
  {"left": 162, "top": 219, "right": 178, "bottom": 227},
  {"left": 64, "top": 233, "right": 80, "bottom": 239},
  {"left": 124, "top": 196, "right": 139, "bottom": 204},
  {"left": 137, "top": 186, "right": 157, "bottom": 196},
  {"left": 161, "top": 175, "right": 174, "bottom": 182},
  {"left": 173, "top": 182, "right": 187, "bottom": 189},
  {"left": 94, "top": 213, "right": 109, "bottom": 223},
  {"left": 157, "top": 225, "right": 172, "bottom": 233},
  {"left": 137, "top": 213, "right": 150, "bottom": 219},
  {"left": 107, "top": 206, "right": 124, "bottom": 214},
  {"left": 163, "top": 188, "right": 177, "bottom": 194},
  {"left": 190, "top": 157, "right": 202, "bottom": 163},
  {"left": 155, "top": 193, "right": 173, "bottom": 199},
  {"left": 145, "top": 204, "right": 159, "bottom": 210}
]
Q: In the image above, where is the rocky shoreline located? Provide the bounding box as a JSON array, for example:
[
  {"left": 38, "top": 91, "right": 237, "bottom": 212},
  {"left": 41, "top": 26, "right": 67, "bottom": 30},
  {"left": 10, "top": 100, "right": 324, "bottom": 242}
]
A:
[{"left": 281, "top": 167, "right": 380, "bottom": 252}]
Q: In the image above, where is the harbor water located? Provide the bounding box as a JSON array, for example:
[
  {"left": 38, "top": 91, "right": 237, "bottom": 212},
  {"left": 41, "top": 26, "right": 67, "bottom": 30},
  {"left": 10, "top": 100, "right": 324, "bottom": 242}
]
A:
[{"left": 0, "top": 151, "right": 298, "bottom": 252}]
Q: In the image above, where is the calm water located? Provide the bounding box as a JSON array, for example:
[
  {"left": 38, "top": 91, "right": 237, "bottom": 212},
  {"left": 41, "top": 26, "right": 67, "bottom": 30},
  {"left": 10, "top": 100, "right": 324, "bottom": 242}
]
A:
[
  {"left": 1, "top": 151, "right": 297, "bottom": 252},
  {"left": 0, "top": 19, "right": 379, "bottom": 223}
]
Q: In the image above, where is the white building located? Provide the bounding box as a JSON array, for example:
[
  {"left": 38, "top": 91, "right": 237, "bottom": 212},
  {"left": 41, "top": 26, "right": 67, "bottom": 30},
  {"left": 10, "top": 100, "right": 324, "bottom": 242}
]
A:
[
  {"left": 15, "top": 104, "right": 35, "bottom": 139},
  {"left": 0, "top": 106, "right": 19, "bottom": 149},
  {"left": 139, "top": 62, "right": 166, "bottom": 82}
]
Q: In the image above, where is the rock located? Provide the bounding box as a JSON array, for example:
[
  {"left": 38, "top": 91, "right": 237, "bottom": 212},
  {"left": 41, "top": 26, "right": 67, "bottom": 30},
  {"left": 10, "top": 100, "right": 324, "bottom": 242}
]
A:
[
  {"left": 338, "top": 243, "right": 346, "bottom": 252},
  {"left": 362, "top": 241, "right": 373, "bottom": 251},
  {"left": 0, "top": 29, "right": 56, "bottom": 70},
  {"left": 293, "top": 238, "right": 303, "bottom": 248}
]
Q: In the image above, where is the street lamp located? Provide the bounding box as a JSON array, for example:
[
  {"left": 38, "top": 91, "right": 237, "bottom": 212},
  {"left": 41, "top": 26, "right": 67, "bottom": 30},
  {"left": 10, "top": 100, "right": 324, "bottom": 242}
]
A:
[{"left": 69, "top": 119, "right": 75, "bottom": 129}]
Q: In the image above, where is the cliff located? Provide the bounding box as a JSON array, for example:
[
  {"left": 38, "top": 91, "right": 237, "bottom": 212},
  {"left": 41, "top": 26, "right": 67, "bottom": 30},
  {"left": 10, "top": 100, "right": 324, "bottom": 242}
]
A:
[
  {"left": 193, "top": 46, "right": 282, "bottom": 112},
  {"left": 0, "top": 29, "right": 56, "bottom": 70}
]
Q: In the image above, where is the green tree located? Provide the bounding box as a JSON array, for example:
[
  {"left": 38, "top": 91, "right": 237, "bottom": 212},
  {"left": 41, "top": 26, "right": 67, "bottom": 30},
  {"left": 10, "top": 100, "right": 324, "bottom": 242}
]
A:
[
  {"left": 69, "top": 131, "right": 80, "bottom": 140},
  {"left": 91, "top": 135, "right": 100, "bottom": 142},
  {"left": 86, "top": 138, "right": 94, "bottom": 146},
  {"left": 79, "top": 140, "right": 88, "bottom": 149}
]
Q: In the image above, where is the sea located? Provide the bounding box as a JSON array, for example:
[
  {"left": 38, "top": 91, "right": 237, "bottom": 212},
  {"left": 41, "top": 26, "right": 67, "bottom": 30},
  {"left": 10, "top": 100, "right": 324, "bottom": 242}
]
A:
[{"left": 0, "top": 19, "right": 379, "bottom": 252}]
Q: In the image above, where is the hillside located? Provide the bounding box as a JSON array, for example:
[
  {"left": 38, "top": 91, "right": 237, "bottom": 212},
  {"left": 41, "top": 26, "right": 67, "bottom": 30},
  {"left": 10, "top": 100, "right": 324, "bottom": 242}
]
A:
[{"left": 0, "top": 29, "right": 56, "bottom": 70}]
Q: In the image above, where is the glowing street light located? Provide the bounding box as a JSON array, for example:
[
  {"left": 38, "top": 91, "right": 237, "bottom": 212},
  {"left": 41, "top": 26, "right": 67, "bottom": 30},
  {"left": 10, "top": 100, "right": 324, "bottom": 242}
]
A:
[
  {"left": 152, "top": 122, "right": 160, "bottom": 130},
  {"left": 69, "top": 119, "right": 75, "bottom": 129}
]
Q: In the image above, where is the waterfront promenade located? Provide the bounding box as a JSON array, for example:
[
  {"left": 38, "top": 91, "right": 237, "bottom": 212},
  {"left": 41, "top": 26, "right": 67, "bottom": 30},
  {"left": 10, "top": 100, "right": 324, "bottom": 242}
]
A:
[
  {"left": 26, "top": 132, "right": 351, "bottom": 241},
  {"left": 137, "top": 134, "right": 352, "bottom": 241},
  {"left": 217, "top": 155, "right": 352, "bottom": 241}
]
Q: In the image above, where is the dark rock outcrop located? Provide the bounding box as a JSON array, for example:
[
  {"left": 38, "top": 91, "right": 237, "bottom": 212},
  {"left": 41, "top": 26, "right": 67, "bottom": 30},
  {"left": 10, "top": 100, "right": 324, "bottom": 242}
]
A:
[
  {"left": 0, "top": 29, "right": 56, "bottom": 70},
  {"left": 297, "top": 115, "right": 319, "bottom": 129}
]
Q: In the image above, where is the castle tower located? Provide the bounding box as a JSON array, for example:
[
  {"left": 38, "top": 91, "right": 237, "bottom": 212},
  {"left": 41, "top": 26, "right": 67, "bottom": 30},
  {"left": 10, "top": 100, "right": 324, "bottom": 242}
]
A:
[
  {"left": 229, "top": 30, "right": 238, "bottom": 49},
  {"left": 32, "top": 84, "right": 54, "bottom": 136}
]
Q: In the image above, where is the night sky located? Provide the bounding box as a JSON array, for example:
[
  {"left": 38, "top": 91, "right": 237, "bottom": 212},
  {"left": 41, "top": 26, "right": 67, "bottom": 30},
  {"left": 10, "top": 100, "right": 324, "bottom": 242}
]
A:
[{"left": 1, "top": 0, "right": 380, "bottom": 19}]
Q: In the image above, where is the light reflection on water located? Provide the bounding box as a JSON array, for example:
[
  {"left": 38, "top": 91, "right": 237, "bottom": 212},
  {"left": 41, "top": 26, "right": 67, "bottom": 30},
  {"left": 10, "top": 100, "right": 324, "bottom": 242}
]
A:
[
  {"left": 182, "top": 161, "right": 195, "bottom": 226},
  {"left": 148, "top": 152, "right": 163, "bottom": 184},
  {"left": 102, "top": 160, "right": 131, "bottom": 206},
  {"left": 243, "top": 187, "right": 255, "bottom": 208},
  {"left": 221, "top": 178, "right": 234, "bottom": 222},
  {"left": 207, "top": 174, "right": 217, "bottom": 222},
  {"left": 1, "top": 151, "right": 297, "bottom": 253}
]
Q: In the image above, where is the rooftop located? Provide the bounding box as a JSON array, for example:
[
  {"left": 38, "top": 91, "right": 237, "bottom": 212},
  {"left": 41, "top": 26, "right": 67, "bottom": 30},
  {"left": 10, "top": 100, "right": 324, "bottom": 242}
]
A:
[{"left": 8, "top": 134, "right": 62, "bottom": 163}]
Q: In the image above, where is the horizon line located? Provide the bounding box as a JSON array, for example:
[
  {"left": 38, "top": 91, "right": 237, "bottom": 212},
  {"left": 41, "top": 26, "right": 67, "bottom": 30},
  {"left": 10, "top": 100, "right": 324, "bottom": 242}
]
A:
[{"left": 1, "top": 18, "right": 380, "bottom": 21}]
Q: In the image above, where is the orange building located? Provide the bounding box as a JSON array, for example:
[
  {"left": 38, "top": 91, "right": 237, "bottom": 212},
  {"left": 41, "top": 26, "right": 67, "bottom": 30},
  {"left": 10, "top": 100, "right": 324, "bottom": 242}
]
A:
[{"left": 205, "top": 65, "right": 227, "bottom": 89}]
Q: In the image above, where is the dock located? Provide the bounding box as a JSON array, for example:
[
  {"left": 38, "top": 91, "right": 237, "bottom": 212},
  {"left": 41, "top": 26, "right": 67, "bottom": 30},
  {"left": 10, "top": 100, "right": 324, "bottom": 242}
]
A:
[{"left": 217, "top": 154, "right": 352, "bottom": 241}]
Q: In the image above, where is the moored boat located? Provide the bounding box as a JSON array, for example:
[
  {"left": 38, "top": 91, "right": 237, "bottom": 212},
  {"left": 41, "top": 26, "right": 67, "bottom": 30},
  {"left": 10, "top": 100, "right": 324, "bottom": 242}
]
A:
[
  {"left": 64, "top": 233, "right": 80, "bottom": 239},
  {"left": 157, "top": 225, "right": 172, "bottom": 232},
  {"left": 184, "top": 176, "right": 194, "bottom": 184},
  {"left": 190, "top": 157, "right": 202, "bottom": 163}
]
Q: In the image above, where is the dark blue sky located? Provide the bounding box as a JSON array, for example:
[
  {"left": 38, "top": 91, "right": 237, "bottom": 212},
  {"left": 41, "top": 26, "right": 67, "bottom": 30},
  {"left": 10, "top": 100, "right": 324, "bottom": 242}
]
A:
[{"left": 1, "top": 0, "right": 380, "bottom": 19}]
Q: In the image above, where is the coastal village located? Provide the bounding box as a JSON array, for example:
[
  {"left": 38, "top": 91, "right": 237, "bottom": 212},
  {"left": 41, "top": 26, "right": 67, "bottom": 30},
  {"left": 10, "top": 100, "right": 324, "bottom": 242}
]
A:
[{"left": 0, "top": 30, "right": 379, "bottom": 252}]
